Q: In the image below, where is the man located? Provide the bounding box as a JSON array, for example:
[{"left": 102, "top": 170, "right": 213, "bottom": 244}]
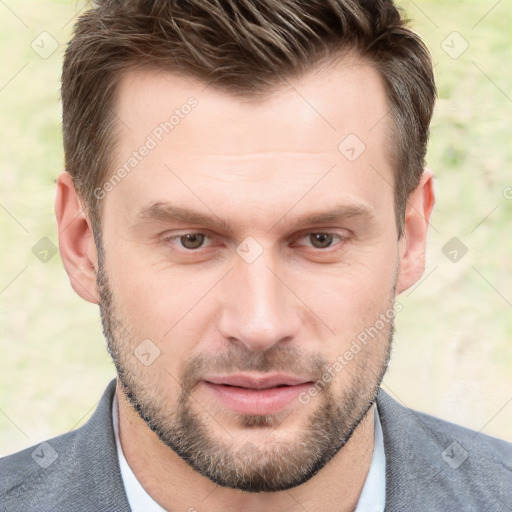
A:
[{"left": 1, "top": 0, "right": 510, "bottom": 511}]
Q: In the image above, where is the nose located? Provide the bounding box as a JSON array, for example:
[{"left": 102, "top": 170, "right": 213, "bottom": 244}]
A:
[{"left": 218, "top": 251, "right": 301, "bottom": 352}]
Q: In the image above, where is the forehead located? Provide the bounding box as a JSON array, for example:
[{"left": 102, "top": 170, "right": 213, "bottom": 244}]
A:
[
  {"left": 106, "top": 57, "right": 393, "bottom": 229},
  {"left": 115, "top": 56, "right": 390, "bottom": 154}
]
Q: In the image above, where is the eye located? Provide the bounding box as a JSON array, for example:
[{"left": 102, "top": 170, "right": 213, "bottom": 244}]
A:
[
  {"left": 163, "top": 232, "right": 211, "bottom": 250},
  {"left": 295, "top": 232, "right": 348, "bottom": 250}
]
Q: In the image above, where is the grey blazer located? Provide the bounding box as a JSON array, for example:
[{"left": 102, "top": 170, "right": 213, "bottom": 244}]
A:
[{"left": 1, "top": 379, "right": 511, "bottom": 511}]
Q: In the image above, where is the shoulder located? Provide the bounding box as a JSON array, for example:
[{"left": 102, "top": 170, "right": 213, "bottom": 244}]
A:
[
  {"left": 0, "top": 380, "right": 130, "bottom": 512},
  {"left": 376, "top": 388, "right": 512, "bottom": 511},
  {"left": 1, "top": 429, "right": 80, "bottom": 511}
]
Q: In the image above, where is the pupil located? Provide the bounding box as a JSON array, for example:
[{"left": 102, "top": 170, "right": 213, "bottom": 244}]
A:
[{"left": 311, "top": 233, "right": 332, "bottom": 248}]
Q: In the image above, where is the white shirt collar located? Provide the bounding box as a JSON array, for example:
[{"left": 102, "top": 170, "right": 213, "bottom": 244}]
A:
[
  {"left": 354, "top": 404, "right": 386, "bottom": 512},
  {"left": 112, "top": 394, "right": 385, "bottom": 512},
  {"left": 112, "top": 393, "right": 167, "bottom": 512}
]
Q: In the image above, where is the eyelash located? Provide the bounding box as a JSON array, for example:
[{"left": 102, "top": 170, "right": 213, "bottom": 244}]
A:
[{"left": 161, "top": 231, "right": 349, "bottom": 252}]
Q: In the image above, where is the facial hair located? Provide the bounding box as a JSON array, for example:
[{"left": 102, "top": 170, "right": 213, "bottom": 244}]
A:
[{"left": 96, "top": 246, "right": 393, "bottom": 493}]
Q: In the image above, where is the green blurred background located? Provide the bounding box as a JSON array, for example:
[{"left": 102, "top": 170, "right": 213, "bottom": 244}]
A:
[{"left": 1, "top": 0, "right": 511, "bottom": 456}]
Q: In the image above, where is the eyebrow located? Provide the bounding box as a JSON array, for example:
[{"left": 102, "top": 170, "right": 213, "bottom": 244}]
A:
[{"left": 136, "top": 201, "right": 374, "bottom": 233}]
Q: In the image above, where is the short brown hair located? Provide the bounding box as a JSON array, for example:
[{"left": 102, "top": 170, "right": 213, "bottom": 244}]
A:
[{"left": 62, "top": 0, "right": 436, "bottom": 236}]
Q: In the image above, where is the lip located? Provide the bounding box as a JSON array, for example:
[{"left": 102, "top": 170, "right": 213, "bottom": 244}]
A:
[
  {"left": 204, "top": 373, "right": 311, "bottom": 389},
  {"left": 202, "top": 373, "right": 314, "bottom": 415}
]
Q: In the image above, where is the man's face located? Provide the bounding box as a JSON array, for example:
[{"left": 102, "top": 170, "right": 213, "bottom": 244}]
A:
[{"left": 98, "top": 58, "right": 400, "bottom": 492}]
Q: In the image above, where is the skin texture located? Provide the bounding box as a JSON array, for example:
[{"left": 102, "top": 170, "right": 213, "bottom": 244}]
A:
[{"left": 55, "top": 56, "right": 434, "bottom": 511}]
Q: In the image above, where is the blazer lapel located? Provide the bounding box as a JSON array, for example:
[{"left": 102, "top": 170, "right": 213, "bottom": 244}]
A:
[{"left": 46, "top": 379, "right": 131, "bottom": 512}]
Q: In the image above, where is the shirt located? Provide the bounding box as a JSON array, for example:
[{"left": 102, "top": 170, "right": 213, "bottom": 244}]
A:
[
  {"left": 112, "top": 394, "right": 385, "bottom": 512},
  {"left": 355, "top": 404, "right": 386, "bottom": 511}
]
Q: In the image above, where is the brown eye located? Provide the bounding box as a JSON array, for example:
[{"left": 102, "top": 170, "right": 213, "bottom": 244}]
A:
[
  {"left": 293, "top": 231, "right": 348, "bottom": 252},
  {"left": 309, "top": 233, "right": 334, "bottom": 249},
  {"left": 180, "top": 233, "right": 206, "bottom": 249}
]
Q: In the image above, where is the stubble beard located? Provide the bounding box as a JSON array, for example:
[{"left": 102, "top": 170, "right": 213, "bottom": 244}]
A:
[{"left": 96, "top": 250, "right": 393, "bottom": 493}]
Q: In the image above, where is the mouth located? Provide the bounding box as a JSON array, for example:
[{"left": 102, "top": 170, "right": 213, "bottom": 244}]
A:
[
  {"left": 201, "top": 374, "right": 314, "bottom": 415},
  {"left": 218, "top": 383, "right": 293, "bottom": 389}
]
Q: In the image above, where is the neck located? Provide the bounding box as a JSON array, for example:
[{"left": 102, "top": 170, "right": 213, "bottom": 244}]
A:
[{"left": 116, "top": 383, "right": 375, "bottom": 512}]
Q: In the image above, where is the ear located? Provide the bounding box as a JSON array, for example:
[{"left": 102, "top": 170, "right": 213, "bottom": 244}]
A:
[
  {"left": 54, "top": 171, "right": 100, "bottom": 304},
  {"left": 396, "top": 168, "right": 435, "bottom": 295}
]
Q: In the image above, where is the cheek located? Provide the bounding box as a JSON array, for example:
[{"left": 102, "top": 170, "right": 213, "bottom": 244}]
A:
[
  {"left": 311, "top": 267, "right": 395, "bottom": 386},
  {"left": 106, "top": 249, "right": 221, "bottom": 348},
  {"left": 296, "top": 246, "right": 397, "bottom": 332}
]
